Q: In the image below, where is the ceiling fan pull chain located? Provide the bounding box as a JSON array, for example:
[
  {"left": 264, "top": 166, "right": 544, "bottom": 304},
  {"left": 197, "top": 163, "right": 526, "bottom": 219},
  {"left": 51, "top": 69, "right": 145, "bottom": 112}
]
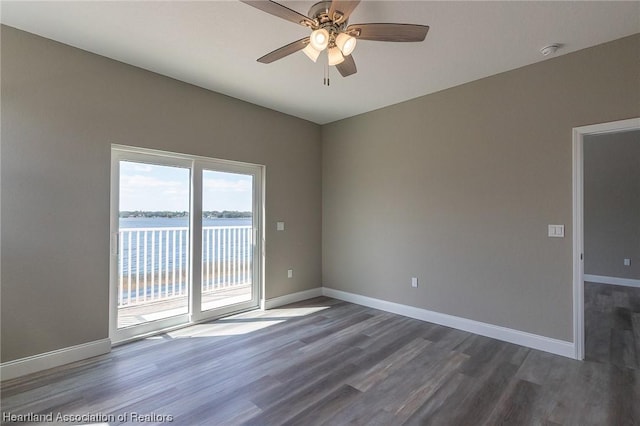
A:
[{"left": 324, "top": 63, "right": 330, "bottom": 86}]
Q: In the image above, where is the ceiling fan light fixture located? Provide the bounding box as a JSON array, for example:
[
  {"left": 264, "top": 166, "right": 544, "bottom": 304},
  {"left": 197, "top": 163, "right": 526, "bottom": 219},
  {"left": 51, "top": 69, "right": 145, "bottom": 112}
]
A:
[
  {"left": 335, "top": 32, "right": 356, "bottom": 56},
  {"left": 302, "top": 43, "right": 321, "bottom": 62},
  {"left": 310, "top": 28, "right": 329, "bottom": 51},
  {"left": 241, "top": 0, "right": 430, "bottom": 79},
  {"left": 327, "top": 46, "right": 345, "bottom": 66}
]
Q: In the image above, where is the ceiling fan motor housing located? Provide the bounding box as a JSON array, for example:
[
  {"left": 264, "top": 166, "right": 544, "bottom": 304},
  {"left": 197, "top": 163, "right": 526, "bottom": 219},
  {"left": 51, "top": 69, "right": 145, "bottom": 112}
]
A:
[
  {"left": 307, "top": 0, "right": 351, "bottom": 49},
  {"left": 309, "top": 1, "right": 346, "bottom": 25}
]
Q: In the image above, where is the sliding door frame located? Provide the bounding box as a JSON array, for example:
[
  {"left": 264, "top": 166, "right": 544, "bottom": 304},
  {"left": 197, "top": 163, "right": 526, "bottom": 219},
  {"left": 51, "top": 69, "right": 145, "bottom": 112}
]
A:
[{"left": 109, "top": 145, "right": 264, "bottom": 344}]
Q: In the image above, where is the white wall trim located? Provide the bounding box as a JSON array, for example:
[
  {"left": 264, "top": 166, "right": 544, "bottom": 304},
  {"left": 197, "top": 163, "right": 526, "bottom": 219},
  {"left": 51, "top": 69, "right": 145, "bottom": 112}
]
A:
[
  {"left": 264, "top": 287, "right": 323, "bottom": 310},
  {"left": 323, "top": 287, "right": 575, "bottom": 359},
  {"left": 572, "top": 117, "right": 640, "bottom": 361},
  {"left": 0, "top": 339, "right": 111, "bottom": 382},
  {"left": 572, "top": 125, "right": 585, "bottom": 360},
  {"left": 572, "top": 118, "right": 640, "bottom": 135},
  {"left": 584, "top": 274, "right": 640, "bottom": 289}
]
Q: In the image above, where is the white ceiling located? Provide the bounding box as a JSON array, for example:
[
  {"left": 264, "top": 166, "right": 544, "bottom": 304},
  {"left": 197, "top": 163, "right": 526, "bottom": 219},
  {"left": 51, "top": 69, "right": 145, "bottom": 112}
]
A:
[{"left": 2, "top": 1, "right": 639, "bottom": 124}]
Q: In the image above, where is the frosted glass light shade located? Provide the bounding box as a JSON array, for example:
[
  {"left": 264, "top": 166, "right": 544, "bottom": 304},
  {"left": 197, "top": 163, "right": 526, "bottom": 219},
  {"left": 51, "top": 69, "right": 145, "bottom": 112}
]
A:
[
  {"left": 302, "top": 44, "right": 321, "bottom": 62},
  {"left": 335, "top": 33, "right": 356, "bottom": 56},
  {"left": 310, "top": 28, "right": 329, "bottom": 51},
  {"left": 327, "top": 46, "right": 344, "bottom": 66}
]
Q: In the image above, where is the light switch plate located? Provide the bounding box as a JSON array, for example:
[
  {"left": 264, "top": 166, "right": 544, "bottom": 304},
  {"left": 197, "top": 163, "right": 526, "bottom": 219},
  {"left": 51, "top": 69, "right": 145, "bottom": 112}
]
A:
[
  {"left": 277, "top": 222, "right": 285, "bottom": 231},
  {"left": 548, "top": 224, "right": 564, "bottom": 238}
]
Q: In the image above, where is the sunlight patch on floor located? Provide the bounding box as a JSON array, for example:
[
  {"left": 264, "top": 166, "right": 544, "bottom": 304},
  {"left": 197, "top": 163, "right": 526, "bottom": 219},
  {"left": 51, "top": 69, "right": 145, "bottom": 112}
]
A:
[
  {"left": 258, "top": 306, "right": 330, "bottom": 318},
  {"left": 166, "top": 305, "right": 330, "bottom": 338}
]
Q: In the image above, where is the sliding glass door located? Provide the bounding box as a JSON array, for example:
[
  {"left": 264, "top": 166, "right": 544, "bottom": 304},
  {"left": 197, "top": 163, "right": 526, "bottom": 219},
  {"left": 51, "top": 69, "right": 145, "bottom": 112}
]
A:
[
  {"left": 116, "top": 161, "right": 191, "bottom": 330},
  {"left": 110, "top": 147, "right": 262, "bottom": 342},
  {"left": 200, "top": 170, "right": 254, "bottom": 313}
]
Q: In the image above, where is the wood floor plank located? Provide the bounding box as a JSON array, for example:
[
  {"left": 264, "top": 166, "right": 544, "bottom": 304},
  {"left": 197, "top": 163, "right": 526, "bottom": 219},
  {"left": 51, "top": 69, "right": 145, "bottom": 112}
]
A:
[
  {"left": 585, "top": 281, "right": 640, "bottom": 369},
  {"left": 633, "top": 313, "right": 640, "bottom": 367},
  {"left": 246, "top": 362, "right": 361, "bottom": 424},
  {"left": 347, "top": 336, "right": 432, "bottom": 392},
  {"left": 389, "top": 351, "right": 469, "bottom": 420},
  {"left": 483, "top": 378, "right": 541, "bottom": 425},
  {"left": 401, "top": 372, "right": 469, "bottom": 426},
  {"left": 280, "top": 384, "right": 362, "bottom": 426},
  {"left": 428, "top": 361, "right": 519, "bottom": 425},
  {"left": 2, "top": 295, "right": 639, "bottom": 425},
  {"left": 610, "top": 328, "right": 638, "bottom": 369},
  {"left": 298, "top": 311, "right": 391, "bottom": 355},
  {"left": 604, "top": 364, "right": 640, "bottom": 426}
]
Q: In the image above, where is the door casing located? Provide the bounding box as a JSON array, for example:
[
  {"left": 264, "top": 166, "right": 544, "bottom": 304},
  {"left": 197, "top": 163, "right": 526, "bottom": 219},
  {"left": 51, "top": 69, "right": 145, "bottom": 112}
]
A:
[{"left": 571, "top": 117, "right": 640, "bottom": 360}]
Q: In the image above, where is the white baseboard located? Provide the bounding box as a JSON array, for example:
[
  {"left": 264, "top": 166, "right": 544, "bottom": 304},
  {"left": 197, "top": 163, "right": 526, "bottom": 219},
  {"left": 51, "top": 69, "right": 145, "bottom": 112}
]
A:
[
  {"left": 1, "top": 283, "right": 580, "bottom": 381},
  {"left": 0, "top": 339, "right": 111, "bottom": 382},
  {"left": 584, "top": 274, "right": 640, "bottom": 289},
  {"left": 322, "top": 287, "right": 576, "bottom": 359},
  {"left": 264, "top": 287, "right": 323, "bottom": 310}
]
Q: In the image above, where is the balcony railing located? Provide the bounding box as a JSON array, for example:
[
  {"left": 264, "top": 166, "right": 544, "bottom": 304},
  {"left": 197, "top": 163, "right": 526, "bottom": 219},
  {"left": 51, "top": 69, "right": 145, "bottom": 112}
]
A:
[{"left": 118, "top": 225, "right": 253, "bottom": 307}]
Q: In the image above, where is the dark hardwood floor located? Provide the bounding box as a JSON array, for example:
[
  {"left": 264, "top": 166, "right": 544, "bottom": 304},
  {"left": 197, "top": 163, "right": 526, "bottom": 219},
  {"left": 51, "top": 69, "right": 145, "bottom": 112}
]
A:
[
  {"left": 585, "top": 281, "right": 640, "bottom": 370},
  {"left": 2, "top": 296, "right": 638, "bottom": 425}
]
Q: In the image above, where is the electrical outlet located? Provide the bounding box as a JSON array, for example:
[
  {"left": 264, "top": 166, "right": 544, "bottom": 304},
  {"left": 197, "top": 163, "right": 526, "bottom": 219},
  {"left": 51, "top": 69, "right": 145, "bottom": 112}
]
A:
[
  {"left": 287, "top": 269, "right": 293, "bottom": 278},
  {"left": 624, "top": 259, "right": 631, "bottom": 266},
  {"left": 411, "top": 277, "right": 418, "bottom": 288}
]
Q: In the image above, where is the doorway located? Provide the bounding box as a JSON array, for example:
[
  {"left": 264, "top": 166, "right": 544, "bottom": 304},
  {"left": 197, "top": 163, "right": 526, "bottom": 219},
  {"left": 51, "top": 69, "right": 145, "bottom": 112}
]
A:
[
  {"left": 110, "top": 146, "right": 263, "bottom": 343},
  {"left": 572, "top": 117, "right": 640, "bottom": 360}
]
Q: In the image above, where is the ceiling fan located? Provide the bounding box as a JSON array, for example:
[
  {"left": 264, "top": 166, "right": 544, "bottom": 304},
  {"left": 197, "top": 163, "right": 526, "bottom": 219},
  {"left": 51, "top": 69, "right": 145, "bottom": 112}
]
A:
[{"left": 240, "top": 0, "right": 429, "bottom": 78}]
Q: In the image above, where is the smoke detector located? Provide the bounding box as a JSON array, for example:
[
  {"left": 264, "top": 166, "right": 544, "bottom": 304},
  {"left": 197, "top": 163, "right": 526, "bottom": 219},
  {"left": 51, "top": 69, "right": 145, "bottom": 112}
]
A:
[{"left": 540, "top": 44, "right": 561, "bottom": 56}]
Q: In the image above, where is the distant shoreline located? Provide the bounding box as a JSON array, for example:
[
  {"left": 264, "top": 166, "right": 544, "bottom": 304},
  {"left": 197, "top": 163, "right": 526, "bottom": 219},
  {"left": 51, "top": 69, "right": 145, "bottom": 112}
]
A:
[{"left": 120, "top": 210, "right": 252, "bottom": 219}]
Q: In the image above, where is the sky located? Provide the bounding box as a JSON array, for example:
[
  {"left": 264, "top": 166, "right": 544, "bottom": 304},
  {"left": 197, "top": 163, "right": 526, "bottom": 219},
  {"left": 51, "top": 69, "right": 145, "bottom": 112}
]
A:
[{"left": 119, "top": 161, "right": 253, "bottom": 212}]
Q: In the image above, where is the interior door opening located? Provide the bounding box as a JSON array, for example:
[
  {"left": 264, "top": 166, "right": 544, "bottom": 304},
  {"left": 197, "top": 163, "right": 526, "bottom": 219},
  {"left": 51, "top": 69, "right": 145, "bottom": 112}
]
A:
[{"left": 572, "top": 118, "right": 640, "bottom": 360}]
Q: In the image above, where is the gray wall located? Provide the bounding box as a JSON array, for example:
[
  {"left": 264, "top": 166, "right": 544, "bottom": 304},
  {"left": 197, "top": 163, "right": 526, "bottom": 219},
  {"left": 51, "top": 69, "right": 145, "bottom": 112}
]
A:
[
  {"left": 2, "top": 23, "right": 639, "bottom": 364},
  {"left": 322, "top": 34, "right": 640, "bottom": 342},
  {"left": 1, "top": 26, "right": 322, "bottom": 362},
  {"left": 584, "top": 130, "right": 640, "bottom": 280}
]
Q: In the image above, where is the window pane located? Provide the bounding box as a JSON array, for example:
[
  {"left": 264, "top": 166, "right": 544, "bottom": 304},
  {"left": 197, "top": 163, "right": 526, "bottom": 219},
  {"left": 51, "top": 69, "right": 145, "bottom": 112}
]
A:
[
  {"left": 201, "top": 170, "right": 253, "bottom": 312},
  {"left": 117, "top": 161, "right": 190, "bottom": 328}
]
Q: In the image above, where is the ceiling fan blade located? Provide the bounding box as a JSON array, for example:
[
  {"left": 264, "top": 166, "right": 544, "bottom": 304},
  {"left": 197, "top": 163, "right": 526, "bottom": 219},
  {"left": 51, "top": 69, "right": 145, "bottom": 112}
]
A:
[
  {"left": 347, "top": 23, "right": 429, "bottom": 42},
  {"left": 336, "top": 54, "right": 357, "bottom": 77},
  {"left": 240, "top": 0, "right": 315, "bottom": 27},
  {"left": 257, "top": 37, "right": 309, "bottom": 64},
  {"left": 328, "top": 0, "right": 361, "bottom": 24}
]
